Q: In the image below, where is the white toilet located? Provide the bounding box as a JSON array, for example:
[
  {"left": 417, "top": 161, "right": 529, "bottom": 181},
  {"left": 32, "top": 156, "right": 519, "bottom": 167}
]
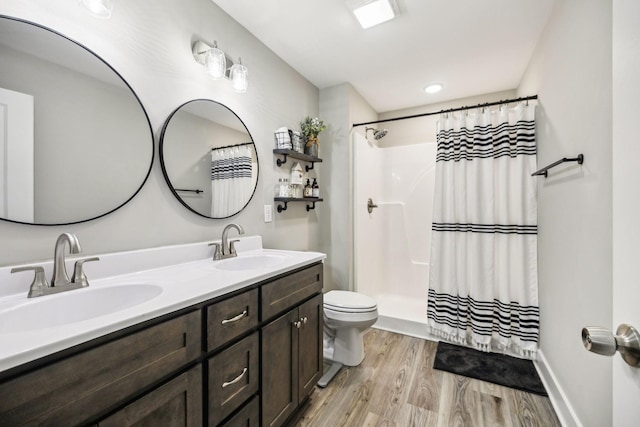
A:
[{"left": 318, "top": 290, "right": 378, "bottom": 387}]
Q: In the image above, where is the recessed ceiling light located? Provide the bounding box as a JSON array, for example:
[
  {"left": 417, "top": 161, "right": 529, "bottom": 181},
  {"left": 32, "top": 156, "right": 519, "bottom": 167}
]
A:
[
  {"left": 424, "top": 83, "right": 443, "bottom": 94},
  {"left": 349, "top": 0, "right": 396, "bottom": 29}
]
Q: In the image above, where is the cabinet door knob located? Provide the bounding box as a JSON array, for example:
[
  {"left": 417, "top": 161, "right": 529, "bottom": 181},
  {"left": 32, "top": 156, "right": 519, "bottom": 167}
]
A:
[
  {"left": 222, "top": 367, "right": 248, "bottom": 388},
  {"left": 293, "top": 320, "right": 301, "bottom": 329},
  {"left": 302, "top": 317, "right": 308, "bottom": 325}
]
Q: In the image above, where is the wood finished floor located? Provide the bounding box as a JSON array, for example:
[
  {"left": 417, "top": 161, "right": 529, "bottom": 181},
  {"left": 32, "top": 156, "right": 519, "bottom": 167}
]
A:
[{"left": 286, "top": 329, "right": 561, "bottom": 427}]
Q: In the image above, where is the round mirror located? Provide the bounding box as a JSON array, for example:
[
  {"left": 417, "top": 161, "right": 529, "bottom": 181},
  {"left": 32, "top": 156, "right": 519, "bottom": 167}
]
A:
[
  {"left": 160, "top": 99, "right": 258, "bottom": 218},
  {"left": 0, "top": 16, "right": 153, "bottom": 225}
]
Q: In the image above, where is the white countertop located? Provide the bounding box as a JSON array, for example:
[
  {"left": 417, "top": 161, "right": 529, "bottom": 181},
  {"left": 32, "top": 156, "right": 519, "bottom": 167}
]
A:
[{"left": 0, "top": 236, "right": 326, "bottom": 373}]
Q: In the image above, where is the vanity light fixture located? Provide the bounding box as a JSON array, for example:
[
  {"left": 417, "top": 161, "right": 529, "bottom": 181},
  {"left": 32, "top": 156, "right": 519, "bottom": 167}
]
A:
[
  {"left": 205, "top": 41, "right": 227, "bottom": 80},
  {"left": 348, "top": 0, "right": 397, "bottom": 29},
  {"left": 230, "top": 58, "right": 248, "bottom": 93},
  {"left": 79, "top": 0, "right": 114, "bottom": 19},
  {"left": 192, "top": 41, "right": 249, "bottom": 92},
  {"left": 424, "top": 83, "right": 443, "bottom": 94}
]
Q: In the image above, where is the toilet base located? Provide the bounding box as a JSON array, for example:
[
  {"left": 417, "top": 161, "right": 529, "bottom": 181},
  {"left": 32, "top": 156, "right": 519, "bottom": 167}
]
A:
[{"left": 333, "top": 327, "right": 365, "bottom": 367}]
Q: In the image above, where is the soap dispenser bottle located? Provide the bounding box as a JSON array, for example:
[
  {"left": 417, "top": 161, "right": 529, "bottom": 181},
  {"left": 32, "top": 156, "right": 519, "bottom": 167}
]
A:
[
  {"left": 312, "top": 178, "right": 320, "bottom": 198},
  {"left": 303, "top": 179, "right": 312, "bottom": 198}
]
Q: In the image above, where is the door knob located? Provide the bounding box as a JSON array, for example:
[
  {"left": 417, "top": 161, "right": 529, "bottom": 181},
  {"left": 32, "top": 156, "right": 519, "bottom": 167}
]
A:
[{"left": 582, "top": 324, "right": 640, "bottom": 367}]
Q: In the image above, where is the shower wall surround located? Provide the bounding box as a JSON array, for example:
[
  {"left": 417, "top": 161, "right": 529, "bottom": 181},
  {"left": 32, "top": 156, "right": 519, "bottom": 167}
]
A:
[{"left": 0, "top": 0, "right": 320, "bottom": 266}]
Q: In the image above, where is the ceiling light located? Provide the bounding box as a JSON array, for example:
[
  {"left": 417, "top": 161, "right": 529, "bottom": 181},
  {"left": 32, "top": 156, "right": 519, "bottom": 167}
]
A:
[
  {"left": 424, "top": 83, "right": 443, "bottom": 94},
  {"left": 349, "top": 0, "right": 396, "bottom": 29}
]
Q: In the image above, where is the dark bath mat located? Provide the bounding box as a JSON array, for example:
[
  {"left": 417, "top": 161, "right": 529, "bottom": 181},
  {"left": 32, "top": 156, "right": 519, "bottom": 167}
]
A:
[{"left": 433, "top": 341, "right": 547, "bottom": 396}]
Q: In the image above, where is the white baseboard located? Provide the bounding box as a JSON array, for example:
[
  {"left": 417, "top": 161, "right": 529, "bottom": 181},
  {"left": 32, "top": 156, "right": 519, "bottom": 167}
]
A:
[{"left": 534, "top": 350, "right": 583, "bottom": 427}]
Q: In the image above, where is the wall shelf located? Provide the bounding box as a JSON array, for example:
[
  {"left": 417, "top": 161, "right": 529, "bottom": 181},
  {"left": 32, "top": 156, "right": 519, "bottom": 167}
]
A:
[
  {"left": 274, "top": 197, "right": 323, "bottom": 213},
  {"left": 273, "top": 149, "right": 323, "bottom": 171}
]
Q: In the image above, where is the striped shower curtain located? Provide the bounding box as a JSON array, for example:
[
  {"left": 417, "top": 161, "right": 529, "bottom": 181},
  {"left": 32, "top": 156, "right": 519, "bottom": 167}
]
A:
[
  {"left": 426, "top": 102, "right": 539, "bottom": 358},
  {"left": 211, "top": 145, "right": 253, "bottom": 217}
]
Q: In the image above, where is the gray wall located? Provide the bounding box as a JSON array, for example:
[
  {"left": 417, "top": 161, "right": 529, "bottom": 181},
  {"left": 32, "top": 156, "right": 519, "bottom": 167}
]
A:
[
  {"left": 0, "top": 0, "right": 319, "bottom": 266},
  {"left": 319, "top": 83, "right": 377, "bottom": 291},
  {"left": 519, "top": 0, "right": 613, "bottom": 425}
]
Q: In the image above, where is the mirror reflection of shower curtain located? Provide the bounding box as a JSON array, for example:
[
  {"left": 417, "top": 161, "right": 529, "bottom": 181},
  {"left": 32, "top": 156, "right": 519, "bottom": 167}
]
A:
[
  {"left": 210, "top": 145, "right": 252, "bottom": 217},
  {"left": 427, "top": 102, "right": 539, "bottom": 358}
]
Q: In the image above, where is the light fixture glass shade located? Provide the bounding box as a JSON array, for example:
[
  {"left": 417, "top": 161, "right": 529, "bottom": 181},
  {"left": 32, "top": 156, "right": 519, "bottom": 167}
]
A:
[
  {"left": 205, "top": 45, "right": 226, "bottom": 80},
  {"left": 80, "top": 0, "right": 115, "bottom": 19},
  {"left": 230, "top": 59, "right": 248, "bottom": 93}
]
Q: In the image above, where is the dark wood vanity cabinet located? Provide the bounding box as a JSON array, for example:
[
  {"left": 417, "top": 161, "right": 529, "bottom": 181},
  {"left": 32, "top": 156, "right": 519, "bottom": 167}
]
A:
[
  {"left": 0, "top": 262, "right": 323, "bottom": 427},
  {"left": 261, "top": 265, "right": 323, "bottom": 427}
]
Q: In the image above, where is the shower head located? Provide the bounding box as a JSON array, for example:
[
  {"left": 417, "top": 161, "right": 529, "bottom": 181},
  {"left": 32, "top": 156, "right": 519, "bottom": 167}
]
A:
[{"left": 365, "top": 127, "right": 388, "bottom": 141}]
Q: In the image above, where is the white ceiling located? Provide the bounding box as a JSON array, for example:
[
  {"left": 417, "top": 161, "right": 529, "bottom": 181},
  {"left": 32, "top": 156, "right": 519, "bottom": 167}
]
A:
[{"left": 212, "top": 0, "right": 557, "bottom": 113}]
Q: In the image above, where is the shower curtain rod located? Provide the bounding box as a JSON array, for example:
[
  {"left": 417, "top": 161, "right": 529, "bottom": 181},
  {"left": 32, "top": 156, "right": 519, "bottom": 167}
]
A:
[{"left": 351, "top": 95, "right": 538, "bottom": 127}]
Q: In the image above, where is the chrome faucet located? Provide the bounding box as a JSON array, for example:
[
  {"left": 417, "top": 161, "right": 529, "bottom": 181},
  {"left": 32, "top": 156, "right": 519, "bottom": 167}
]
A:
[
  {"left": 212, "top": 223, "right": 245, "bottom": 260},
  {"left": 51, "top": 232, "right": 82, "bottom": 287},
  {"left": 11, "top": 233, "right": 100, "bottom": 298}
]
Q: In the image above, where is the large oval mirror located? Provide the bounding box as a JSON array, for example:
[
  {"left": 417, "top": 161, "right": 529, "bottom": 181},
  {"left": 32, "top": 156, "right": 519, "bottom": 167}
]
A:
[
  {"left": 160, "top": 99, "right": 258, "bottom": 219},
  {"left": 0, "top": 16, "right": 153, "bottom": 225}
]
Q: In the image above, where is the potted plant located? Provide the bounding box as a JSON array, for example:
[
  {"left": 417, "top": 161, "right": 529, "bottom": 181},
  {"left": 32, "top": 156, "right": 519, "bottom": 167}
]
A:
[{"left": 300, "top": 116, "right": 326, "bottom": 157}]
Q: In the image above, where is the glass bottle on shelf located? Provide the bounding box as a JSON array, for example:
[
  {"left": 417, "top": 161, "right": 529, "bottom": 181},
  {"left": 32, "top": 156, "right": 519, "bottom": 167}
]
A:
[
  {"left": 303, "top": 179, "right": 313, "bottom": 198},
  {"left": 275, "top": 178, "right": 291, "bottom": 198},
  {"left": 312, "top": 178, "right": 320, "bottom": 198}
]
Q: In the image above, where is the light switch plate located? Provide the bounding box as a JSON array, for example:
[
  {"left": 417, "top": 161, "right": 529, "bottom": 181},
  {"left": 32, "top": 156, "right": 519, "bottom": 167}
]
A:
[{"left": 264, "top": 205, "right": 273, "bottom": 223}]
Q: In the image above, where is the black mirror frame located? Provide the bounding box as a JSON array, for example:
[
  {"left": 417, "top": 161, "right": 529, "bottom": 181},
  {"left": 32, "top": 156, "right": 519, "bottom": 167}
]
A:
[{"left": 159, "top": 99, "right": 259, "bottom": 219}]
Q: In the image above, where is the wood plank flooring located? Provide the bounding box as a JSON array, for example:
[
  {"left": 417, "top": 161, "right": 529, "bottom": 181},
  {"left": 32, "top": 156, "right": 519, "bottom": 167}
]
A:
[{"left": 286, "top": 329, "right": 561, "bottom": 427}]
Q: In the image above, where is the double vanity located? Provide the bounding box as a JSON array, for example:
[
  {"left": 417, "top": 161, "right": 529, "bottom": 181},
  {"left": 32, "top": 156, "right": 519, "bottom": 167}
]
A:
[{"left": 0, "top": 235, "right": 326, "bottom": 426}]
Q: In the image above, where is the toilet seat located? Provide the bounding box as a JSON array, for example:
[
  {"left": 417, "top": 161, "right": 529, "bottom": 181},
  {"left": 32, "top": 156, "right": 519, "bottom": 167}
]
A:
[{"left": 323, "top": 290, "right": 377, "bottom": 313}]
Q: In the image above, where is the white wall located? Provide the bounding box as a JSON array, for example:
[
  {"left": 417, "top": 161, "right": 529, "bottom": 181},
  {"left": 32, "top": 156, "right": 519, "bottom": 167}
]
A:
[
  {"left": 0, "top": 0, "right": 320, "bottom": 266},
  {"left": 518, "top": 1, "right": 613, "bottom": 426}
]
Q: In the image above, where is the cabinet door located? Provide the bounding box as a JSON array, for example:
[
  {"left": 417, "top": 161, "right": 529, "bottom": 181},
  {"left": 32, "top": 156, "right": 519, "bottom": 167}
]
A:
[
  {"left": 99, "top": 365, "right": 203, "bottom": 427},
  {"left": 261, "top": 309, "right": 299, "bottom": 427},
  {"left": 297, "top": 294, "right": 323, "bottom": 402}
]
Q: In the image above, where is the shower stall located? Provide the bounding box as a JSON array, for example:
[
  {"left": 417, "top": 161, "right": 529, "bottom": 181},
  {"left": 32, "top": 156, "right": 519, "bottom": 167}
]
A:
[{"left": 353, "top": 132, "right": 437, "bottom": 338}]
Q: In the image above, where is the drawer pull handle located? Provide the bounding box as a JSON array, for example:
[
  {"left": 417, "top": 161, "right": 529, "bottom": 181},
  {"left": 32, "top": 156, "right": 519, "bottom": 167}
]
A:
[
  {"left": 221, "top": 310, "right": 248, "bottom": 325},
  {"left": 222, "top": 367, "right": 248, "bottom": 388}
]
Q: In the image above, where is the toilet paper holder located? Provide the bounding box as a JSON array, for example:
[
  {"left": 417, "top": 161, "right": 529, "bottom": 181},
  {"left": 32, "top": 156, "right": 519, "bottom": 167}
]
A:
[{"left": 582, "top": 324, "right": 640, "bottom": 367}]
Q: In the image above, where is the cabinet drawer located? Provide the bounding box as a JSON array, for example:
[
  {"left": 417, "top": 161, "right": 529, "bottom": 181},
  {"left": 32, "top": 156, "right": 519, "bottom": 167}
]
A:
[
  {"left": 261, "top": 263, "right": 323, "bottom": 321},
  {"left": 208, "top": 332, "right": 259, "bottom": 426},
  {"left": 0, "top": 310, "right": 201, "bottom": 426},
  {"left": 207, "top": 288, "right": 258, "bottom": 351},
  {"left": 99, "top": 365, "right": 203, "bottom": 427},
  {"left": 219, "top": 395, "right": 259, "bottom": 427}
]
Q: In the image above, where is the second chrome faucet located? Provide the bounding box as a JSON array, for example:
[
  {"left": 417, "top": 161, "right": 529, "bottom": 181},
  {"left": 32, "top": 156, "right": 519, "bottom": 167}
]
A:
[{"left": 211, "top": 224, "right": 245, "bottom": 260}]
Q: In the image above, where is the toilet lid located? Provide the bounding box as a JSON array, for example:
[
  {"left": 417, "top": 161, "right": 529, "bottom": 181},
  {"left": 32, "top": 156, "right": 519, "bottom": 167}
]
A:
[{"left": 324, "top": 290, "right": 377, "bottom": 311}]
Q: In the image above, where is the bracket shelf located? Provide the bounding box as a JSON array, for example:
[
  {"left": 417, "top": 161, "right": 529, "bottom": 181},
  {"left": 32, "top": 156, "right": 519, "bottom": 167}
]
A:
[
  {"left": 274, "top": 197, "right": 323, "bottom": 213},
  {"left": 273, "top": 149, "right": 323, "bottom": 172}
]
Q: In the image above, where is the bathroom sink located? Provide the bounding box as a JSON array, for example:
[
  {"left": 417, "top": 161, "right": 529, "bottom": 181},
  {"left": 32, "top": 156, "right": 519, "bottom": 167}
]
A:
[
  {"left": 213, "top": 253, "right": 290, "bottom": 271},
  {"left": 0, "top": 284, "right": 162, "bottom": 334}
]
